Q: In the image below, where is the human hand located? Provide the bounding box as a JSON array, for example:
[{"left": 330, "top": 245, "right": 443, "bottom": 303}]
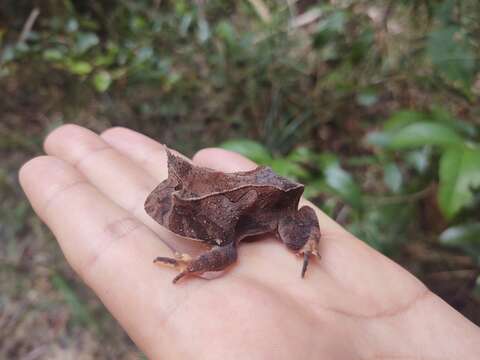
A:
[{"left": 20, "top": 125, "right": 480, "bottom": 359}]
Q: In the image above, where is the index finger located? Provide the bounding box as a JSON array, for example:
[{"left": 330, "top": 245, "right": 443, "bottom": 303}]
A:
[{"left": 18, "top": 155, "right": 196, "bottom": 358}]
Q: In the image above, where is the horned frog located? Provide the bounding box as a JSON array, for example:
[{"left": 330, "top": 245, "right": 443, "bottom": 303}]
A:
[{"left": 145, "top": 148, "right": 321, "bottom": 283}]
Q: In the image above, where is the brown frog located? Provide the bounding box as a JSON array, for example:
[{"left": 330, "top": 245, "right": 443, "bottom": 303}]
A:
[{"left": 145, "top": 148, "right": 321, "bottom": 283}]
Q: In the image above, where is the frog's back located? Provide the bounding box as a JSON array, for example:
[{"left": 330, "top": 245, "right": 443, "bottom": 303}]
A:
[
  {"left": 179, "top": 165, "right": 302, "bottom": 198},
  {"left": 230, "top": 184, "right": 304, "bottom": 240}
]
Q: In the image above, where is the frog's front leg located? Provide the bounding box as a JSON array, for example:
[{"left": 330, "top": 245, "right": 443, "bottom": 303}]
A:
[
  {"left": 153, "top": 242, "right": 238, "bottom": 283},
  {"left": 278, "top": 206, "right": 321, "bottom": 278}
]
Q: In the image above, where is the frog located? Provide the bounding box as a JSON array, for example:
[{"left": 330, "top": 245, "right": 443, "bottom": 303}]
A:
[{"left": 145, "top": 147, "right": 321, "bottom": 283}]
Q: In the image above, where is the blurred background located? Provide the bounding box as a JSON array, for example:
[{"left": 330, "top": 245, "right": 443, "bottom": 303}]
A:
[{"left": 1, "top": 0, "right": 480, "bottom": 358}]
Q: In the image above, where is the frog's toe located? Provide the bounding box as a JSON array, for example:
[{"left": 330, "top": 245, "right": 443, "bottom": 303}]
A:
[
  {"left": 153, "top": 256, "right": 179, "bottom": 266},
  {"left": 172, "top": 270, "right": 189, "bottom": 284},
  {"left": 153, "top": 252, "right": 192, "bottom": 267},
  {"left": 298, "top": 244, "right": 321, "bottom": 278}
]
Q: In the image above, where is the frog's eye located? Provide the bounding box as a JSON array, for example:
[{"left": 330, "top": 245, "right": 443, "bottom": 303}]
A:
[{"left": 174, "top": 183, "right": 183, "bottom": 191}]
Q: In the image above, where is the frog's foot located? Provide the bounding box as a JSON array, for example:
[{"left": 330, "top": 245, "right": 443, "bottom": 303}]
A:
[
  {"left": 298, "top": 236, "right": 321, "bottom": 278},
  {"left": 153, "top": 242, "right": 238, "bottom": 283},
  {"left": 278, "top": 205, "right": 321, "bottom": 278}
]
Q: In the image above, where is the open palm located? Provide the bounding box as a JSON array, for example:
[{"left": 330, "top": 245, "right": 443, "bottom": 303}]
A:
[{"left": 20, "top": 125, "right": 480, "bottom": 359}]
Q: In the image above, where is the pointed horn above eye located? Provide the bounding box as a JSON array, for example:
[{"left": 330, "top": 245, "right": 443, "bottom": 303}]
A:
[{"left": 164, "top": 146, "right": 194, "bottom": 180}]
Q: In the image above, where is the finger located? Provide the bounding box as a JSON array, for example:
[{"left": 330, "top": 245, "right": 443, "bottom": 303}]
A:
[
  {"left": 18, "top": 156, "right": 183, "bottom": 357},
  {"left": 44, "top": 124, "right": 203, "bottom": 255},
  {"left": 100, "top": 126, "right": 168, "bottom": 180},
  {"left": 193, "top": 147, "right": 258, "bottom": 172}
]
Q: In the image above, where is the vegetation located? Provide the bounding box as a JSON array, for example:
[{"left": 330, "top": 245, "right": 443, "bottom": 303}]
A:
[{"left": 1, "top": 0, "right": 479, "bottom": 357}]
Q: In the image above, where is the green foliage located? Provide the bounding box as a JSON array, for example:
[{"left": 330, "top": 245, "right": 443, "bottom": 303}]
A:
[
  {"left": 51, "top": 274, "right": 97, "bottom": 330},
  {"left": 440, "top": 223, "right": 480, "bottom": 260},
  {"left": 93, "top": 70, "right": 112, "bottom": 92},
  {"left": 224, "top": 98, "right": 480, "bottom": 254},
  {"left": 439, "top": 146, "right": 480, "bottom": 219},
  {"left": 440, "top": 223, "right": 480, "bottom": 247},
  {"left": 383, "top": 163, "right": 403, "bottom": 194},
  {"left": 1, "top": 0, "right": 479, "bottom": 273},
  {"left": 220, "top": 139, "right": 272, "bottom": 164},
  {"left": 348, "top": 203, "right": 415, "bottom": 254},
  {"left": 427, "top": 26, "right": 476, "bottom": 89},
  {"left": 317, "top": 154, "right": 363, "bottom": 210},
  {"left": 371, "top": 109, "right": 480, "bottom": 220},
  {"left": 388, "top": 123, "right": 464, "bottom": 149}
]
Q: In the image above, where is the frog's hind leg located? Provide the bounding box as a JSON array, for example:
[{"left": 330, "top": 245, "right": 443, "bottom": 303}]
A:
[
  {"left": 278, "top": 206, "right": 321, "bottom": 278},
  {"left": 154, "top": 242, "right": 238, "bottom": 283}
]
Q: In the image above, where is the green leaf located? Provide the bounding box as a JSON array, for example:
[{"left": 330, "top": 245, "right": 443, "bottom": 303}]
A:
[
  {"left": 427, "top": 26, "right": 476, "bottom": 87},
  {"left": 383, "top": 163, "right": 402, "bottom": 193},
  {"left": 43, "top": 48, "right": 64, "bottom": 61},
  {"left": 65, "top": 18, "right": 79, "bottom": 32},
  {"left": 93, "top": 70, "right": 112, "bottom": 92},
  {"left": 384, "top": 111, "right": 429, "bottom": 131},
  {"left": 75, "top": 32, "right": 99, "bottom": 54},
  {"left": 303, "top": 179, "right": 329, "bottom": 199},
  {"left": 197, "top": 18, "right": 210, "bottom": 43},
  {"left": 365, "top": 131, "right": 391, "bottom": 147},
  {"left": 389, "top": 122, "right": 464, "bottom": 149},
  {"left": 135, "top": 47, "right": 154, "bottom": 64},
  {"left": 1, "top": 45, "right": 15, "bottom": 63},
  {"left": 368, "top": 109, "right": 473, "bottom": 151},
  {"left": 323, "top": 160, "right": 362, "bottom": 209},
  {"left": 130, "top": 16, "right": 147, "bottom": 33},
  {"left": 405, "top": 148, "right": 431, "bottom": 173},
  {"left": 348, "top": 203, "right": 413, "bottom": 254},
  {"left": 220, "top": 139, "right": 272, "bottom": 164},
  {"left": 434, "top": 0, "right": 456, "bottom": 24},
  {"left": 317, "top": 10, "right": 346, "bottom": 33},
  {"left": 356, "top": 90, "right": 377, "bottom": 107},
  {"left": 317, "top": 153, "right": 339, "bottom": 168},
  {"left": 313, "top": 9, "right": 346, "bottom": 50},
  {"left": 430, "top": 106, "right": 477, "bottom": 137},
  {"left": 179, "top": 14, "right": 193, "bottom": 36},
  {"left": 215, "top": 21, "right": 236, "bottom": 44},
  {"left": 67, "top": 61, "right": 92, "bottom": 75},
  {"left": 439, "top": 223, "right": 480, "bottom": 247},
  {"left": 286, "top": 146, "right": 316, "bottom": 163},
  {"left": 270, "top": 158, "right": 308, "bottom": 180},
  {"left": 438, "top": 146, "right": 480, "bottom": 219}
]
